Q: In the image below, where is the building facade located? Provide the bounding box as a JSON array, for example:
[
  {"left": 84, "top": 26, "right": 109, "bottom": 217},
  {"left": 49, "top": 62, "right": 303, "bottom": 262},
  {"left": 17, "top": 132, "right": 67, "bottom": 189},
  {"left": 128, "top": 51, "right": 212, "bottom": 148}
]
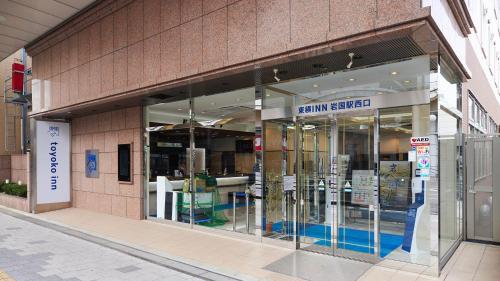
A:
[{"left": 22, "top": 0, "right": 500, "bottom": 276}]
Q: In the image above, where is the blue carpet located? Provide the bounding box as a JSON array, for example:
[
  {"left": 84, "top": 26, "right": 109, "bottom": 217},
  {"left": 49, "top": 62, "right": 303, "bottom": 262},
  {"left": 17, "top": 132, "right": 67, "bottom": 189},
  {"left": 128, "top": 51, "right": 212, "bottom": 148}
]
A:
[{"left": 271, "top": 222, "right": 403, "bottom": 257}]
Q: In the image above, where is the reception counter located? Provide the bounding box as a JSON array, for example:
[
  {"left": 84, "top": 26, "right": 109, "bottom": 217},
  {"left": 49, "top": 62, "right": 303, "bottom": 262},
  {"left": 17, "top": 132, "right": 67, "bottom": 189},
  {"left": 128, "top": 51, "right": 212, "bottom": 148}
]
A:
[{"left": 149, "top": 176, "right": 250, "bottom": 220}]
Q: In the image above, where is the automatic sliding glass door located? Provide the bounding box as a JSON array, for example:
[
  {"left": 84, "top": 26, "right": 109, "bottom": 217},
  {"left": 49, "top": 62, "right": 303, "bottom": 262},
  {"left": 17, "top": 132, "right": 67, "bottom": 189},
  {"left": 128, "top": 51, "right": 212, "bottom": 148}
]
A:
[
  {"left": 336, "top": 114, "right": 376, "bottom": 257},
  {"left": 296, "top": 112, "right": 378, "bottom": 259},
  {"left": 297, "top": 117, "right": 333, "bottom": 253}
]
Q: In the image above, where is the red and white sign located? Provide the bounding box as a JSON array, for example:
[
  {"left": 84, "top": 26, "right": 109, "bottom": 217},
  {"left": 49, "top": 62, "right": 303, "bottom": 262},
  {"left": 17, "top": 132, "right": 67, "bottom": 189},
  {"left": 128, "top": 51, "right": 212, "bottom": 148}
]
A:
[{"left": 410, "top": 136, "right": 430, "bottom": 147}]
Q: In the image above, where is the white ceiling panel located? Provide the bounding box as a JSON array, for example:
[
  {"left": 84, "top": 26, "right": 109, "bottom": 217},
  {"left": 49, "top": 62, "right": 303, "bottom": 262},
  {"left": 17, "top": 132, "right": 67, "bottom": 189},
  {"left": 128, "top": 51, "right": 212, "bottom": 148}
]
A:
[
  {"left": 0, "top": 11, "right": 51, "bottom": 33},
  {"left": 0, "top": 0, "right": 95, "bottom": 61},
  {"left": 11, "top": 0, "right": 78, "bottom": 19},
  {"left": 0, "top": 24, "right": 38, "bottom": 41},
  {"left": 0, "top": 0, "right": 62, "bottom": 26},
  {"left": 55, "top": 0, "right": 95, "bottom": 10}
]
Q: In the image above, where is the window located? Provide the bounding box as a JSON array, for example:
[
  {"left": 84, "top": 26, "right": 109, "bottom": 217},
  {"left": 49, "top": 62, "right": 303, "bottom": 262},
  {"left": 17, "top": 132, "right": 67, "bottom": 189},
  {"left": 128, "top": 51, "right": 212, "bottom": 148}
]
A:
[{"left": 118, "top": 144, "right": 131, "bottom": 182}]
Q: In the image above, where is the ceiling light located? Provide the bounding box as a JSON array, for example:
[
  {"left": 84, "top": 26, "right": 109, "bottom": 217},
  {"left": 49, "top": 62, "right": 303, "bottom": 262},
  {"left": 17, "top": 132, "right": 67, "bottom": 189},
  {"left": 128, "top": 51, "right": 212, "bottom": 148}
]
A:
[
  {"left": 348, "top": 78, "right": 355, "bottom": 82},
  {"left": 201, "top": 111, "right": 206, "bottom": 114},
  {"left": 177, "top": 108, "right": 182, "bottom": 111},
  {"left": 377, "top": 92, "right": 384, "bottom": 95},
  {"left": 347, "top": 52, "right": 354, "bottom": 69},
  {"left": 266, "top": 93, "right": 271, "bottom": 97},
  {"left": 391, "top": 71, "right": 398, "bottom": 75},
  {"left": 313, "top": 84, "right": 319, "bottom": 88},
  {"left": 273, "top": 69, "right": 280, "bottom": 82},
  {"left": 404, "top": 80, "right": 411, "bottom": 84},
  {"left": 345, "top": 96, "right": 351, "bottom": 99}
]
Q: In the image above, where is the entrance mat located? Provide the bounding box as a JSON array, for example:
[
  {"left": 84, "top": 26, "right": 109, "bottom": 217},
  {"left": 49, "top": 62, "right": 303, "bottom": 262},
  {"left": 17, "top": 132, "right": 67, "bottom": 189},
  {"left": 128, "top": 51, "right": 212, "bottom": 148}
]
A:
[
  {"left": 264, "top": 250, "right": 372, "bottom": 281},
  {"left": 272, "top": 222, "right": 403, "bottom": 257}
]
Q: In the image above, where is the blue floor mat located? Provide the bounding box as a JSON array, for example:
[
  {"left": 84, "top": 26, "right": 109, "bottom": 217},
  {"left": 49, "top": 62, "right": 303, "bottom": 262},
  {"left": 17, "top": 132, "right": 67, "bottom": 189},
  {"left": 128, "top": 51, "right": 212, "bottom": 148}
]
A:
[{"left": 271, "top": 222, "right": 403, "bottom": 257}]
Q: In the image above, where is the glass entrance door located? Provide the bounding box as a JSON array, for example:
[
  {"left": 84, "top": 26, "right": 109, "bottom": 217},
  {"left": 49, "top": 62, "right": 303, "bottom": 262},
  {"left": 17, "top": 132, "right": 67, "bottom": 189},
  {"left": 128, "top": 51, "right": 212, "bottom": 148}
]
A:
[
  {"left": 336, "top": 114, "right": 376, "bottom": 257},
  {"left": 297, "top": 112, "right": 378, "bottom": 258},
  {"left": 297, "top": 117, "right": 333, "bottom": 253}
]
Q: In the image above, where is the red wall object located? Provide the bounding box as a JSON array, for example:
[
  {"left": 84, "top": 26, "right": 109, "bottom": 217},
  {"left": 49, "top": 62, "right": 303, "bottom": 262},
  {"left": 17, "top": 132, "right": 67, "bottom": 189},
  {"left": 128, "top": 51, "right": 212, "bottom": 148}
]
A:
[{"left": 12, "top": 62, "right": 25, "bottom": 93}]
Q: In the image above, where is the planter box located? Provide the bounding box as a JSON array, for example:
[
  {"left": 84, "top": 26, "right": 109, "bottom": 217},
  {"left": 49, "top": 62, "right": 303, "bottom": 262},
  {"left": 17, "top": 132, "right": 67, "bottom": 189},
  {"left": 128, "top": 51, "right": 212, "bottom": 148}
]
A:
[{"left": 0, "top": 193, "right": 29, "bottom": 212}]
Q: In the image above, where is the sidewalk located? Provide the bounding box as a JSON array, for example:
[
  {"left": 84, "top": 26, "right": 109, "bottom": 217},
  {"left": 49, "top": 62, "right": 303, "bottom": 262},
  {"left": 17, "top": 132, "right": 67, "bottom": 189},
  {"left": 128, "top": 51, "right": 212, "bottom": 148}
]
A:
[
  {"left": 11, "top": 207, "right": 299, "bottom": 281},
  {"left": 3, "top": 206, "right": 499, "bottom": 281}
]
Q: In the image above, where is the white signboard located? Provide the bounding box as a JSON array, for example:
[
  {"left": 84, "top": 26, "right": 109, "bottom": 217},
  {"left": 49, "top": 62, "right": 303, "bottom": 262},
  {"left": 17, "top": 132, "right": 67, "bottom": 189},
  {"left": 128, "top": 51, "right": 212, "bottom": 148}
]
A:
[
  {"left": 36, "top": 121, "right": 70, "bottom": 204},
  {"left": 283, "top": 175, "right": 296, "bottom": 191}
]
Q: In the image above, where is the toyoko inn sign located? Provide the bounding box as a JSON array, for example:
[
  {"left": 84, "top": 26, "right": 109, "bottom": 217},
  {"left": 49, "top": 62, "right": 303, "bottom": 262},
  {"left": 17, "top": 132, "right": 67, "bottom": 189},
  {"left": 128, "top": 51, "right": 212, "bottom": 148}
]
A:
[
  {"left": 293, "top": 91, "right": 430, "bottom": 117},
  {"left": 36, "top": 121, "right": 70, "bottom": 204},
  {"left": 295, "top": 97, "right": 372, "bottom": 116}
]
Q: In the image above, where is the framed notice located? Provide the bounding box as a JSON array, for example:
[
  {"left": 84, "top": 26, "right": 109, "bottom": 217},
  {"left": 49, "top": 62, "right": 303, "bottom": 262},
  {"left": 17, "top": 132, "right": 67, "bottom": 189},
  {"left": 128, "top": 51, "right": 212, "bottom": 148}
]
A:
[
  {"left": 351, "top": 170, "right": 374, "bottom": 205},
  {"left": 85, "top": 150, "right": 99, "bottom": 178}
]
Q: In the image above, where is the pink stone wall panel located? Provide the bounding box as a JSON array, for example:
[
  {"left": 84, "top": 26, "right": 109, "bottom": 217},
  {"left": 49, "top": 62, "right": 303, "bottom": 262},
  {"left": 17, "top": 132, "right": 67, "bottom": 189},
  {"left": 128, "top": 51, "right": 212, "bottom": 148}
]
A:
[
  {"left": 113, "top": 48, "right": 128, "bottom": 90},
  {"left": 69, "top": 34, "right": 79, "bottom": 69},
  {"left": 29, "top": 0, "right": 429, "bottom": 116},
  {"left": 0, "top": 193, "right": 29, "bottom": 212},
  {"left": 89, "top": 22, "right": 101, "bottom": 60},
  {"left": 127, "top": 0, "right": 144, "bottom": 45},
  {"left": 375, "top": 0, "right": 423, "bottom": 28},
  {"left": 290, "top": 0, "right": 329, "bottom": 49},
  {"left": 328, "top": 0, "right": 375, "bottom": 40},
  {"left": 89, "top": 59, "right": 101, "bottom": 99},
  {"left": 113, "top": 8, "right": 128, "bottom": 51},
  {"left": 181, "top": 0, "right": 203, "bottom": 23},
  {"left": 78, "top": 63, "right": 90, "bottom": 102},
  {"left": 256, "top": 0, "right": 290, "bottom": 58},
  {"left": 161, "top": 0, "right": 180, "bottom": 31},
  {"left": 144, "top": 34, "right": 161, "bottom": 84},
  {"left": 127, "top": 41, "right": 144, "bottom": 86},
  {"left": 228, "top": 0, "right": 257, "bottom": 64},
  {"left": 51, "top": 43, "right": 61, "bottom": 77},
  {"left": 51, "top": 74, "right": 61, "bottom": 109},
  {"left": 203, "top": 0, "right": 227, "bottom": 14},
  {"left": 101, "top": 53, "right": 114, "bottom": 94},
  {"left": 78, "top": 28, "right": 90, "bottom": 66},
  {"left": 100, "top": 15, "right": 114, "bottom": 56},
  {"left": 202, "top": 8, "right": 228, "bottom": 70},
  {"left": 160, "top": 27, "right": 181, "bottom": 80},
  {"left": 60, "top": 39, "right": 70, "bottom": 73},
  {"left": 71, "top": 107, "right": 143, "bottom": 219},
  {"left": 69, "top": 68, "right": 78, "bottom": 104},
  {"left": 144, "top": 0, "right": 161, "bottom": 38},
  {"left": 180, "top": 18, "right": 203, "bottom": 76}
]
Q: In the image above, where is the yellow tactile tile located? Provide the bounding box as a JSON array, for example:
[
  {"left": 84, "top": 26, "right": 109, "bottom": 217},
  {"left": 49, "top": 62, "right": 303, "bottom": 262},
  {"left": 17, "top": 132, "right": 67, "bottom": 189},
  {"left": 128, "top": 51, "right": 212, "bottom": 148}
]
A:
[{"left": 0, "top": 270, "right": 14, "bottom": 281}]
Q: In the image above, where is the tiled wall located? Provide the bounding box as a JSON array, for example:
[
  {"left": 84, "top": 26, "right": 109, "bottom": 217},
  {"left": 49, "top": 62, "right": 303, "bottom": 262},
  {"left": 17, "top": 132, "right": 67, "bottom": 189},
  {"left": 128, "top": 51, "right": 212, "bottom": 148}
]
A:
[
  {"left": 71, "top": 107, "right": 143, "bottom": 219},
  {"left": 29, "top": 0, "right": 427, "bottom": 113},
  {"left": 10, "top": 154, "right": 27, "bottom": 184},
  {"left": 0, "top": 156, "right": 10, "bottom": 181},
  {"left": 0, "top": 155, "right": 28, "bottom": 184}
]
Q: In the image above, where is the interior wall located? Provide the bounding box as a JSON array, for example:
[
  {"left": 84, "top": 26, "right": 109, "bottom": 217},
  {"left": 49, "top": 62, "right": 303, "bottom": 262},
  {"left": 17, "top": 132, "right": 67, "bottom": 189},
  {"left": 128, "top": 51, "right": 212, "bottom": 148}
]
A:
[{"left": 71, "top": 106, "right": 143, "bottom": 219}]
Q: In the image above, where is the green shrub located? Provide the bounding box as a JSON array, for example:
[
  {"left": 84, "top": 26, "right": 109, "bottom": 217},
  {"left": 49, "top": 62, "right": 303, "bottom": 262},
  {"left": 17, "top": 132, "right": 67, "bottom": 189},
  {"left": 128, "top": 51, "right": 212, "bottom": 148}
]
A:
[{"left": 1, "top": 183, "right": 27, "bottom": 198}]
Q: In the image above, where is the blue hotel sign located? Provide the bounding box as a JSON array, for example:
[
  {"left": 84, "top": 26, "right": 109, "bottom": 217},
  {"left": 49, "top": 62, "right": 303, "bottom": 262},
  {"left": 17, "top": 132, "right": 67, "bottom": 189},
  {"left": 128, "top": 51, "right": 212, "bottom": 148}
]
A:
[{"left": 295, "top": 97, "right": 372, "bottom": 117}]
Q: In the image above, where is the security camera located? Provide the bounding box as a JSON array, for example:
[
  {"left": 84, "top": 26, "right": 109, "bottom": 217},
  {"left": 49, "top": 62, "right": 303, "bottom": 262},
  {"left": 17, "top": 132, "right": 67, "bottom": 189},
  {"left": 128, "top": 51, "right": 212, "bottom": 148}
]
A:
[
  {"left": 347, "top": 52, "right": 355, "bottom": 69},
  {"left": 273, "top": 69, "right": 280, "bottom": 82}
]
